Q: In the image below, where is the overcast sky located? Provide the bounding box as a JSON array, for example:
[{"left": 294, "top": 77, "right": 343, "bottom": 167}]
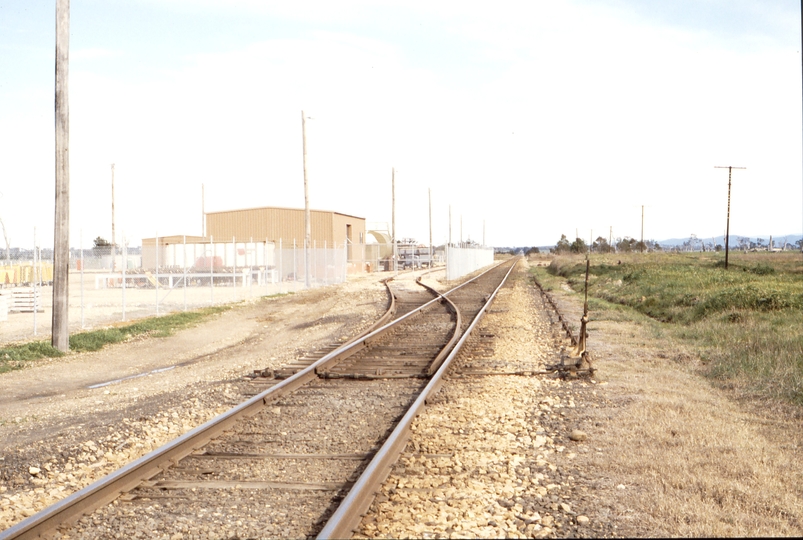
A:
[{"left": 0, "top": 0, "right": 801, "bottom": 249}]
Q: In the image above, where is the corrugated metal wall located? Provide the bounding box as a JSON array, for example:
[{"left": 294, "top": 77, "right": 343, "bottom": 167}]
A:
[{"left": 206, "top": 207, "right": 354, "bottom": 245}]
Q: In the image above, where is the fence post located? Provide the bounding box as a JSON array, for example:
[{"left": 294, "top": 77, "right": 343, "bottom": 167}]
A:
[
  {"left": 210, "top": 236, "right": 214, "bottom": 304},
  {"left": 122, "top": 235, "right": 127, "bottom": 321},
  {"left": 232, "top": 236, "right": 236, "bottom": 300},
  {"left": 33, "top": 227, "right": 37, "bottom": 336},
  {"left": 80, "top": 229, "right": 84, "bottom": 328},
  {"left": 155, "top": 232, "right": 160, "bottom": 316},
  {"left": 183, "top": 235, "right": 187, "bottom": 311}
]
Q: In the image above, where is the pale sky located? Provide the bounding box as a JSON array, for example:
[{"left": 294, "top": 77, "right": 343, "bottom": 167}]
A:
[{"left": 0, "top": 0, "right": 801, "bottom": 249}]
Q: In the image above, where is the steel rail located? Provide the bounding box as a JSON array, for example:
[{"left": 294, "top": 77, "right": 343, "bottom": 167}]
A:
[
  {"left": 350, "top": 276, "right": 397, "bottom": 340},
  {"left": 0, "top": 266, "right": 497, "bottom": 540},
  {"left": 317, "top": 257, "right": 519, "bottom": 539},
  {"left": 414, "top": 274, "right": 462, "bottom": 376}
]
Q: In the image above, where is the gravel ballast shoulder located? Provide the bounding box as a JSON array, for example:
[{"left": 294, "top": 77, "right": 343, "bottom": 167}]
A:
[{"left": 355, "top": 261, "right": 615, "bottom": 539}]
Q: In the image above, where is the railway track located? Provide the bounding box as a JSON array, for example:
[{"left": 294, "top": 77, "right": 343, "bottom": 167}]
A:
[{"left": 1, "top": 259, "right": 519, "bottom": 539}]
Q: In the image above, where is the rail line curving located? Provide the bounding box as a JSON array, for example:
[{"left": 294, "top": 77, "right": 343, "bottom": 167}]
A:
[{"left": 0, "top": 259, "right": 519, "bottom": 540}]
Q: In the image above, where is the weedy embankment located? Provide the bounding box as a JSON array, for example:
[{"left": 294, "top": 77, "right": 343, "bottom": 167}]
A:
[
  {"left": 530, "top": 252, "right": 803, "bottom": 536},
  {"left": 546, "top": 252, "right": 803, "bottom": 404}
]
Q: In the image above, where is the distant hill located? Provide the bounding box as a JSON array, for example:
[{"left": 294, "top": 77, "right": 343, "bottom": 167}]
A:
[
  {"left": 496, "top": 234, "right": 802, "bottom": 253},
  {"left": 657, "top": 234, "right": 802, "bottom": 249}
]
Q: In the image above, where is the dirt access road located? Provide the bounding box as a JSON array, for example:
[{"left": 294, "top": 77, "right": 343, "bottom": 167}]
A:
[{"left": 2, "top": 261, "right": 803, "bottom": 537}]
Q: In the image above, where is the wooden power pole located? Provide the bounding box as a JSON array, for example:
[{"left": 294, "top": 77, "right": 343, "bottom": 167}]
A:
[
  {"left": 715, "top": 165, "right": 746, "bottom": 269},
  {"left": 111, "top": 163, "right": 116, "bottom": 271},
  {"left": 448, "top": 205, "right": 452, "bottom": 245},
  {"left": 428, "top": 188, "right": 433, "bottom": 266},
  {"left": 52, "top": 0, "right": 70, "bottom": 351},
  {"left": 392, "top": 168, "right": 396, "bottom": 273},
  {"left": 641, "top": 205, "right": 644, "bottom": 252},
  {"left": 302, "top": 111, "right": 310, "bottom": 288}
]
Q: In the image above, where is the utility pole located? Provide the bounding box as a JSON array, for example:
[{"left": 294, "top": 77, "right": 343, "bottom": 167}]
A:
[
  {"left": 428, "top": 188, "right": 433, "bottom": 266},
  {"left": 0, "top": 214, "right": 10, "bottom": 264},
  {"left": 52, "top": 0, "right": 70, "bottom": 352},
  {"left": 392, "top": 167, "right": 396, "bottom": 273},
  {"left": 641, "top": 205, "right": 644, "bottom": 252},
  {"left": 715, "top": 165, "right": 746, "bottom": 269},
  {"left": 201, "top": 183, "right": 205, "bottom": 237},
  {"left": 111, "top": 163, "right": 116, "bottom": 271},
  {"left": 448, "top": 205, "right": 452, "bottom": 245},
  {"left": 302, "top": 111, "right": 310, "bottom": 288}
]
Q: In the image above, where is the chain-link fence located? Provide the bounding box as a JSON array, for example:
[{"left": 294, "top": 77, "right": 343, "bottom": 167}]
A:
[
  {"left": 0, "top": 238, "right": 352, "bottom": 345},
  {"left": 1, "top": 237, "right": 463, "bottom": 345}
]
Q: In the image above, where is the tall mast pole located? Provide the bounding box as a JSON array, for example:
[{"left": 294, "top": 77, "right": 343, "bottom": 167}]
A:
[
  {"left": 392, "top": 168, "right": 396, "bottom": 273},
  {"left": 428, "top": 188, "right": 433, "bottom": 265},
  {"left": 111, "top": 163, "right": 116, "bottom": 270},
  {"left": 448, "top": 205, "right": 452, "bottom": 245},
  {"left": 641, "top": 205, "right": 644, "bottom": 252},
  {"left": 52, "top": 0, "right": 70, "bottom": 352},
  {"left": 302, "top": 111, "right": 310, "bottom": 288}
]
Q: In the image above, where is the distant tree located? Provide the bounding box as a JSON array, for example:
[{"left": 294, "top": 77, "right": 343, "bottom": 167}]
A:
[
  {"left": 525, "top": 246, "right": 540, "bottom": 255},
  {"left": 796, "top": 239, "right": 803, "bottom": 250},
  {"left": 715, "top": 244, "right": 723, "bottom": 252},
  {"left": 553, "top": 234, "right": 571, "bottom": 254},
  {"left": 592, "top": 236, "right": 612, "bottom": 253},
  {"left": 616, "top": 237, "right": 636, "bottom": 253},
  {"left": 92, "top": 236, "right": 114, "bottom": 257},
  {"left": 569, "top": 237, "right": 587, "bottom": 254}
]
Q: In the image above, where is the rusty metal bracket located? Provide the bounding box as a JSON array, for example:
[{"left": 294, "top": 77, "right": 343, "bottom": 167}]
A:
[{"left": 532, "top": 258, "right": 595, "bottom": 378}]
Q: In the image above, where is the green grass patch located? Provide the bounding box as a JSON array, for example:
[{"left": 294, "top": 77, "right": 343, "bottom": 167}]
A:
[
  {"left": 537, "top": 252, "right": 803, "bottom": 405},
  {"left": 0, "top": 305, "right": 230, "bottom": 373},
  {"left": 0, "top": 341, "right": 64, "bottom": 373}
]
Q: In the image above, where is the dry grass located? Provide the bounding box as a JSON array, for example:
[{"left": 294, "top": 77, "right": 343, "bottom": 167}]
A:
[
  {"left": 587, "top": 334, "right": 803, "bottom": 536},
  {"left": 532, "top": 259, "right": 803, "bottom": 536}
]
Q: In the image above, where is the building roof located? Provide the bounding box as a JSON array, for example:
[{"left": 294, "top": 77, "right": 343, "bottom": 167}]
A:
[{"left": 205, "top": 205, "right": 364, "bottom": 221}]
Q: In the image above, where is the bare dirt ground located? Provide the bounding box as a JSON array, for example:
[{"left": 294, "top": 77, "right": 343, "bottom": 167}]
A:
[{"left": 2, "top": 260, "right": 803, "bottom": 537}]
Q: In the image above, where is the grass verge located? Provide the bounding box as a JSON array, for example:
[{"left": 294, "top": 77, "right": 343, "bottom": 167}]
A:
[
  {"left": 535, "top": 251, "right": 803, "bottom": 405},
  {"left": 0, "top": 305, "right": 230, "bottom": 374}
]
